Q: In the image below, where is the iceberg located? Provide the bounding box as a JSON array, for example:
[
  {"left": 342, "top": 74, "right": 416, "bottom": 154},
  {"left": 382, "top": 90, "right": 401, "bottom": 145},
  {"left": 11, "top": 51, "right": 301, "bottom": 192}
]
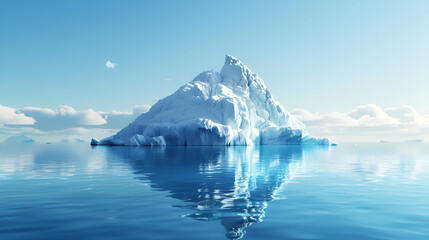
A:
[
  {"left": 92, "top": 55, "right": 335, "bottom": 146},
  {"left": 4, "top": 135, "right": 35, "bottom": 143}
]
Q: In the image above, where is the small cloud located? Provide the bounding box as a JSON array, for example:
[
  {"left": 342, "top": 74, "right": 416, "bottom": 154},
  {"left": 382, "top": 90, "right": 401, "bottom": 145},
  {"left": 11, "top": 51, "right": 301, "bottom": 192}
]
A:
[
  {"left": 98, "top": 105, "right": 151, "bottom": 129},
  {"left": 105, "top": 60, "right": 116, "bottom": 69},
  {"left": 164, "top": 78, "right": 173, "bottom": 82},
  {"left": 133, "top": 105, "right": 151, "bottom": 115}
]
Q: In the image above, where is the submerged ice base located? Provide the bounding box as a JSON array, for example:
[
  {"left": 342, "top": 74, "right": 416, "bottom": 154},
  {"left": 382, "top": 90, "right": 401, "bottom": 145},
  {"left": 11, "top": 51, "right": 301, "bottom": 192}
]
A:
[{"left": 92, "top": 55, "right": 335, "bottom": 146}]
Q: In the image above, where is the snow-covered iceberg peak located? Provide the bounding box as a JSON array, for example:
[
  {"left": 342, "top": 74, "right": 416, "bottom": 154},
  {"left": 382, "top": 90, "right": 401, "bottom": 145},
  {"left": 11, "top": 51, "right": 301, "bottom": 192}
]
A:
[
  {"left": 92, "top": 55, "right": 335, "bottom": 146},
  {"left": 221, "top": 55, "right": 251, "bottom": 86}
]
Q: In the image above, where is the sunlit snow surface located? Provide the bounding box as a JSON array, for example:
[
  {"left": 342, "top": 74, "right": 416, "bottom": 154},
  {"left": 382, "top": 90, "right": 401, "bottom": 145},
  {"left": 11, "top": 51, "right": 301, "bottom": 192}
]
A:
[{"left": 93, "top": 55, "right": 333, "bottom": 146}]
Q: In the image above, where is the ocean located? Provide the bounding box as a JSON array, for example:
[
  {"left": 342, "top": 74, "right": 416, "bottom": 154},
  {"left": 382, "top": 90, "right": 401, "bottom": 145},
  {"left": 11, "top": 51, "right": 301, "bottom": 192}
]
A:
[{"left": 1, "top": 142, "right": 428, "bottom": 239}]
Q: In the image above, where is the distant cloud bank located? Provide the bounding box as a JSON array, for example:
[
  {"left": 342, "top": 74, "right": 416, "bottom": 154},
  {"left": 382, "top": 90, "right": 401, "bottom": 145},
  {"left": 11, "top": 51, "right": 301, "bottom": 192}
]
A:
[
  {"left": 292, "top": 104, "right": 429, "bottom": 142},
  {"left": 0, "top": 104, "right": 150, "bottom": 141},
  {"left": 0, "top": 103, "right": 427, "bottom": 142},
  {"left": 19, "top": 105, "right": 107, "bottom": 131},
  {"left": 292, "top": 104, "right": 429, "bottom": 128}
]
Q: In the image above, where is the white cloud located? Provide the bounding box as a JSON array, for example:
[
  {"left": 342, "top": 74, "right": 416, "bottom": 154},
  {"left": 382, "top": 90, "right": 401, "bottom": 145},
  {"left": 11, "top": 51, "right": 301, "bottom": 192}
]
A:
[
  {"left": 99, "top": 105, "right": 151, "bottom": 129},
  {"left": 18, "top": 105, "right": 106, "bottom": 131},
  {"left": 292, "top": 104, "right": 429, "bottom": 128},
  {"left": 132, "top": 105, "right": 151, "bottom": 115},
  {"left": 292, "top": 108, "right": 358, "bottom": 127},
  {"left": 0, "top": 105, "right": 35, "bottom": 125},
  {"left": 291, "top": 104, "right": 429, "bottom": 142},
  {"left": 0, "top": 104, "right": 151, "bottom": 142},
  {"left": 105, "top": 60, "right": 116, "bottom": 69},
  {"left": 0, "top": 126, "right": 43, "bottom": 135},
  {"left": 384, "top": 105, "right": 429, "bottom": 126},
  {"left": 348, "top": 104, "right": 400, "bottom": 126}
]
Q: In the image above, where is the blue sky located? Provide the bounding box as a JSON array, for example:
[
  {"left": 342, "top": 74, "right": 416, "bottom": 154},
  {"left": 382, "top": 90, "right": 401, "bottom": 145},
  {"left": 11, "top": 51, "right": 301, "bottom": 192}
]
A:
[{"left": 1, "top": 0, "right": 429, "bottom": 142}]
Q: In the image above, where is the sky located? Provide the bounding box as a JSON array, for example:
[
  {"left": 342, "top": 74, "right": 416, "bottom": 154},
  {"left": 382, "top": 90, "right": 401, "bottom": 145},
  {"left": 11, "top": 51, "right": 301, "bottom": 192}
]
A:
[{"left": 1, "top": 0, "right": 429, "bottom": 142}]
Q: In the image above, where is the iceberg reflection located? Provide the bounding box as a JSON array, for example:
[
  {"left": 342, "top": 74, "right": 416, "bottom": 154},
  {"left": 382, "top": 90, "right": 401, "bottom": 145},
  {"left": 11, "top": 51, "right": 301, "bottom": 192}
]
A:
[{"left": 105, "top": 145, "right": 306, "bottom": 239}]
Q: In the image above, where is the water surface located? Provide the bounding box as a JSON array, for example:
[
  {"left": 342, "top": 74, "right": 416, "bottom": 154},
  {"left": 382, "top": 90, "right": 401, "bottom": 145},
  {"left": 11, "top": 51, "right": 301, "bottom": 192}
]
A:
[{"left": 1, "top": 143, "right": 428, "bottom": 239}]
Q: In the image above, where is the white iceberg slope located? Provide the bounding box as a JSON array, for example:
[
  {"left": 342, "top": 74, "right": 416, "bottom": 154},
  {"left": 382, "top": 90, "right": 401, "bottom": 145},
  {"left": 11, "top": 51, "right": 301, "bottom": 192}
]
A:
[{"left": 92, "top": 55, "right": 335, "bottom": 146}]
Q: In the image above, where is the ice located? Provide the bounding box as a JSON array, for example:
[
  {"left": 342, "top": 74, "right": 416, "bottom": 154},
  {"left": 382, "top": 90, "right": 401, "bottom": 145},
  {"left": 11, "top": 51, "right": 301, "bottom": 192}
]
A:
[
  {"left": 4, "top": 135, "right": 35, "bottom": 143},
  {"left": 92, "top": 55, "right": 335, "bottom": 146},
  {"left": 90, "top": 138, "right": 99, "bottom": 145},
  {"left": 406, "top": 139, "right": 423, "bottom": 143}
]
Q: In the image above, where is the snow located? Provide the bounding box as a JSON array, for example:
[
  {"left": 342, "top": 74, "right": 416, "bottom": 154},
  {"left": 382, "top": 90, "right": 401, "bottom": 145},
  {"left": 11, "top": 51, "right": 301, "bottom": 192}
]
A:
[{"left": 93, "top": 55, "right": 335, "bottom": 146}]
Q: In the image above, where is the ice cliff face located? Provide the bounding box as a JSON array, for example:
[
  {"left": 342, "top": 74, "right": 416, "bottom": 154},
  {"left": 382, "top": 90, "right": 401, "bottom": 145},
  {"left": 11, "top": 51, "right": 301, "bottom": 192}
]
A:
[{"left": 92, "top": 55, "right": 335, "bottom": 146}]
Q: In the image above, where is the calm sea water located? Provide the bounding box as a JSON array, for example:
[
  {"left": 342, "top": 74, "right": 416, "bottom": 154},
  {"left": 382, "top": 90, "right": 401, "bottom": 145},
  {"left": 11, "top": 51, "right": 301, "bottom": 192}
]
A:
[{"left": 0, "top": 142, "right": 428, "bottom": 240}]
